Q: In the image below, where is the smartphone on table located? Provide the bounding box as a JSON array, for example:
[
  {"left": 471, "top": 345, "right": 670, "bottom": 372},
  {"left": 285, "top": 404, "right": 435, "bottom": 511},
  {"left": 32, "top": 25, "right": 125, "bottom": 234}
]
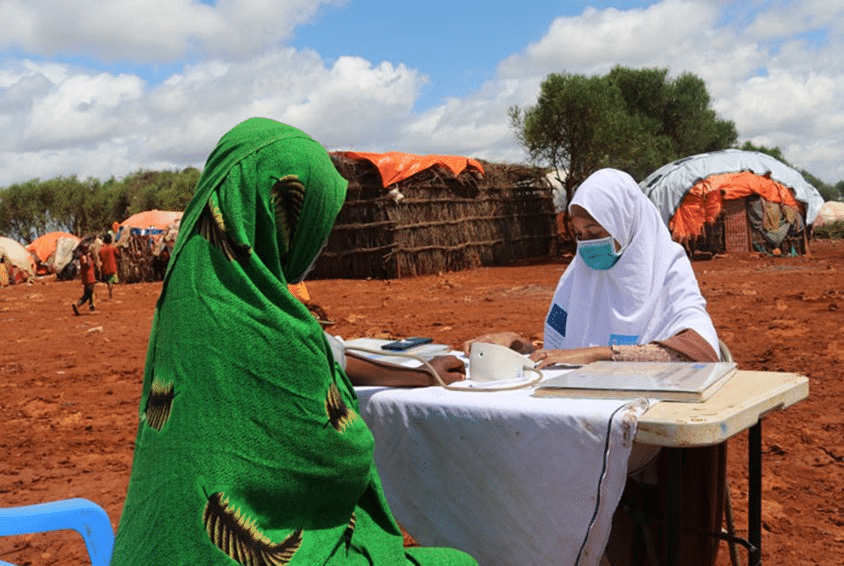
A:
[{"left": 381, "top": 337, "right": 434, "bottom": 351}]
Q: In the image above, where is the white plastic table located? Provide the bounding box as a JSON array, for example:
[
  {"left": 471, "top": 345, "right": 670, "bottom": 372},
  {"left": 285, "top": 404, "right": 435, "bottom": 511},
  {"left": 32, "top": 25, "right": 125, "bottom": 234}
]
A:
[
  {"left": 634, "top": 370, "right": 809, "bottom": 566},
  {"left": 356, "top": 369, "right": 808, "bottom": 566}
]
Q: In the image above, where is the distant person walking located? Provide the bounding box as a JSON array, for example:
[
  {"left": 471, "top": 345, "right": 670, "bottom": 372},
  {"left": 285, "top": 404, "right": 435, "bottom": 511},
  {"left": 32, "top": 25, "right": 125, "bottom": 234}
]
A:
[
  {"left": 98, "top": 233, "right": 119, "bottom": 299},
  {"left": 72, "top": 243, "right": 96, "bottom": 315}
]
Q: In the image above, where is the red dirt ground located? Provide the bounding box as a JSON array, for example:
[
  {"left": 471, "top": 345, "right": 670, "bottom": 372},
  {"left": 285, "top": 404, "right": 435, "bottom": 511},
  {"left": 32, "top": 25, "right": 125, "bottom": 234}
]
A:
[{"left": 1, "top": 240, "right": 842, "bottom": 565}]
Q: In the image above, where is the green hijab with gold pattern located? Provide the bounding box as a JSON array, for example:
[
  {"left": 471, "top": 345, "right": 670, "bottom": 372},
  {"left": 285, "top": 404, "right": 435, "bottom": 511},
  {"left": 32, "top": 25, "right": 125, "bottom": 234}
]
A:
[{"left": 112, "top": 118, "right": 475, "bottom": 566}]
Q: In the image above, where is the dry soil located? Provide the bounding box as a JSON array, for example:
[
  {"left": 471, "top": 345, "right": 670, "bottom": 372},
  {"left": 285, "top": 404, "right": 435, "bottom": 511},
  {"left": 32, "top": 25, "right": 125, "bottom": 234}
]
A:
[{"left": 1, "top": 240, "right": 842, "bottom": 565}]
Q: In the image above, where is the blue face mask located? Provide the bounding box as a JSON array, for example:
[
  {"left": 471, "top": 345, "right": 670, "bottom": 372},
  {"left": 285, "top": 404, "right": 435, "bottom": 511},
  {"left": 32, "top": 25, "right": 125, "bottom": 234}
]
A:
[{"left": 577, "top": 236, "right": 623, "bottom": 270}]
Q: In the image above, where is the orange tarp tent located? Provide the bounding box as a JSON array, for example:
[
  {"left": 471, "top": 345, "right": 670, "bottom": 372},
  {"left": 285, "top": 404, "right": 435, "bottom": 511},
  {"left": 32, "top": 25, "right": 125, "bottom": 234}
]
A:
[
  {"left": 337, "top": 151, "right": 484, "bottom": 187},
  {"left": 119, "top": 210, "right": 183, "bottom": 231},
  {"left": 26, "top": 231, "right": 80, "bottom": 263},
  {"left": 670, "top": 172, "right": 802, "bottom": 241}
]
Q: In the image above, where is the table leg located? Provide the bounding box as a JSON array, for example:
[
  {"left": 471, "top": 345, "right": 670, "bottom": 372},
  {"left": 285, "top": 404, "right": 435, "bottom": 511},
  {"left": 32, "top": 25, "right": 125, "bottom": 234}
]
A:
[
  {"left": 748, "top": 421, "right": 762, "bottom": 566},
  {"left": 665, "top": 447, "right": 682, "bottom": 566}
]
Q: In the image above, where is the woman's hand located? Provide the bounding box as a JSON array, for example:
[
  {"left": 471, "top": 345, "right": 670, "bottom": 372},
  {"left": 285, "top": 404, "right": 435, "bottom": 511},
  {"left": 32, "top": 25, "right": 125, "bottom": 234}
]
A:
[
  {"left": 529, "top": 347, "right": 612, "bottom": 369},
  {"left": 425, "top": 355, "right": 466, "bottom": 385},
  {"left": 463, "top": 331, "right": 533, "bottom": 356}
]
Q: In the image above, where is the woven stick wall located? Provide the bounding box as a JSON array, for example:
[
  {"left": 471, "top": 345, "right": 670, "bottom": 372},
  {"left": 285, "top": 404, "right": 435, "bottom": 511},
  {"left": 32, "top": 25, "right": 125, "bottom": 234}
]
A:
[
  {"left": 310, "top": 155, "right": 556, "bottom": 280},
  {"left": 116, "top": 234, "right": 157, "bottom": 283}
]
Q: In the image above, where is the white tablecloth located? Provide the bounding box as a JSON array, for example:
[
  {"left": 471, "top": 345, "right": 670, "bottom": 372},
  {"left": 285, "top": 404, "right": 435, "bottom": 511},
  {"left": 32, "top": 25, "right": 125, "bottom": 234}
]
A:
[{"left": 355, "top": 380, "right": 651, "bottom": 566}]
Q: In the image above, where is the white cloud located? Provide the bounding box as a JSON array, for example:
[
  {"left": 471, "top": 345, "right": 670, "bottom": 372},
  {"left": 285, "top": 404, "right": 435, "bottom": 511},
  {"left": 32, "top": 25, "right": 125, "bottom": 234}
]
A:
[
  {"left": 0, "top": 46, "right": 428, "bottom": 184},
  {"left": 498, "top": 0, "right": 721, "bottom": 80},
  {"left": 745, "top": 0, "right": 844, "bottom": 40},
  {"left": 24, "top": 73, "right": 145, "bottom": 149},
  {"left": 491, "top": 0, "right": 844, "bottom": 183},
  {"left": 0, "top": 59, "right": 69, "bottom": 88},
  {"left": 2, "top": 0, "right": 844, "bottom": 188},
  {"left": 399, "top": 78, "right": 536, "bottom": 162},
  {"left": 724, "top": 70, "right": 842, "bottom": 136},
  {"left": 132, "top": 51, "right": 427, "bottom": 161},
  {"left": 279, "top": 56, "right": 424, "bottom": 146},
  {"left": 0, "top": 0, "right": 343, "bottom": 61}
]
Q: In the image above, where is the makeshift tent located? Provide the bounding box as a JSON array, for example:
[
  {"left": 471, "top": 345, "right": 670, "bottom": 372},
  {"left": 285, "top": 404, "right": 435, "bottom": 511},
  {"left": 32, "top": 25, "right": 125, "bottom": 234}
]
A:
[
  {"left": 640, "top": 149, "right": 825, "bottom": 255},
  {"left": 118, "top": 210, "right": 183, "bottom": 236},
  {"left": 26, "top": 231, "right": 81, "bottom": 275},
  {"left": 114, "top": 218, "right": 179, "bottom": 284},
  {"left": 813, "top": 201, "right": 844, "bottom": 227},
  {"left": 311, "top": 153, "right": 556, "bottom": 279},
  {"left": 0, "top": 236, "right": 35, "bottom": 283},
  {"left": 27, "top": 231, "right": 79, "bottom": 263},
  {"left": 52, "top": 237, "right": 81, "bottom": 279},
  {"left": 113, "top": 210, "right": 182, "bottom": 282}
]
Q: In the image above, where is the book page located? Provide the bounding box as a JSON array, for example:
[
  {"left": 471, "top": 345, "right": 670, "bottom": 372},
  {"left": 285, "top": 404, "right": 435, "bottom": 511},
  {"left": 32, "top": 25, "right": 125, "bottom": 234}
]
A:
[{"left": 542, "top": 361, "right": 737, "bottom": 394}]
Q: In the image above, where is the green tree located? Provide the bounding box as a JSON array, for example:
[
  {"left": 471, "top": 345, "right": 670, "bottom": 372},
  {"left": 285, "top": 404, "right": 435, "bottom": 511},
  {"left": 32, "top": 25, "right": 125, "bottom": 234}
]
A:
[
  {"left": 738, "top": 141, "right": 790, "bottom": 165},
  {"left": 0, "top": 180, "right": 43, "bottom": 242},
  {"left": 800, "top": 170, "right": 839, "bottom": 202},
  {"left": 509, "top": 72, "right": 639, "bottom": 206},
  {"left": 45, "top": 176, "right": 110, "bottom": 236},
  {"left": 46, "top": 176, "right": 86, "bottom": 235},
  {"left": 510, "top": 66, "right": 738, "bottom": 203},
  {"left": 119, "top": 168, "right": 199, "bottom": 215},
  {"left": 659, "top": 71, "right": 735, "bottom": 157},
  {"left": 159, "top": 167, "right": 201, "bottom": 211},
  {"left": 0, "top": 168, "right": 199, "bottom": 243}
]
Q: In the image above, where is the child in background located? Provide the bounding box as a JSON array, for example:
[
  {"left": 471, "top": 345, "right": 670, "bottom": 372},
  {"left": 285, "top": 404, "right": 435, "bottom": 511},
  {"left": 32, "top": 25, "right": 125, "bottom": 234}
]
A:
[
  {"left": 71, "top": 243, "right": 97, "bottom": 315},
  {"left": 98, "top": 233, "right": 120, "bottom": 299}
]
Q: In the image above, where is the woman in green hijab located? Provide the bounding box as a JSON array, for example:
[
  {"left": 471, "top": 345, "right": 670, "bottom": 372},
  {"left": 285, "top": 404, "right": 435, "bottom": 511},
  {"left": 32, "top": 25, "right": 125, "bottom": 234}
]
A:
[{"left": 113, "top": 118, "right": 476, "bottom": 566}]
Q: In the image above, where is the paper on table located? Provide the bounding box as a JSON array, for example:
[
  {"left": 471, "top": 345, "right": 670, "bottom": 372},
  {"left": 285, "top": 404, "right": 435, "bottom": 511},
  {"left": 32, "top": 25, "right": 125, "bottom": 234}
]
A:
[
  {"left": 535, "top": 361, "right": 738, "bottom": 402},
  {"left": 343, "top": 337, "right": 451, "bottom": 368}
]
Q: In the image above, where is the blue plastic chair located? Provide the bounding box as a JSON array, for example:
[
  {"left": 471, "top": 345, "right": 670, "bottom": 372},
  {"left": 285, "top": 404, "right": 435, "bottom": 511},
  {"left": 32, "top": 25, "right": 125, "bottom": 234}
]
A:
[{"left": 0, "top": 498, "right": 113, "bottom": 566}]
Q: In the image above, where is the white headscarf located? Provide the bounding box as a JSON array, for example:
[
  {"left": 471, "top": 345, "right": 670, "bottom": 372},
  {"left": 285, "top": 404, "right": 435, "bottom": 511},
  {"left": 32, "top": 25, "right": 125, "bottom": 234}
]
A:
[{"left": 543, "top": 168, "right": 719, "bottom": 354}]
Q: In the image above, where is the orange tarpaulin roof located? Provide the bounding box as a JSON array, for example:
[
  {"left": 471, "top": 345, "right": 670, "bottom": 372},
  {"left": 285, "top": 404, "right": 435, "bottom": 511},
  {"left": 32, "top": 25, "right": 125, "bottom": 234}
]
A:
[
  {"left": 337, "top": 151, "right": 484, "bottom": 187},
  {"left": 26, "top": 231, "right": 80, "bottom": 262},
  {"left": 119, "top": 210, "right": 183, "bottom": 230},
  {"left": 670, "top": 172, "right": 802, "bottom": 241}
]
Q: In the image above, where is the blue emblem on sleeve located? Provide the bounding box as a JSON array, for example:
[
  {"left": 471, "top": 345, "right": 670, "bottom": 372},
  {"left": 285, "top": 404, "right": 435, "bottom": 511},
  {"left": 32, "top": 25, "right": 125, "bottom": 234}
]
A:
[
  {"left": 547, "top": 304, "right": 567, "bottom": 337},
  {"left": 609, "top": 334, "right": 639, "bottom": 346}
]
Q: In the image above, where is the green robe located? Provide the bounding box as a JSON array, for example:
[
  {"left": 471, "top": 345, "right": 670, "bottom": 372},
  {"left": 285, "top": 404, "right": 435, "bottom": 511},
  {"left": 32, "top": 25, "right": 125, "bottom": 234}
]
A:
[{"left": 112, "top": 118, "right": 476, "bottom": 566}]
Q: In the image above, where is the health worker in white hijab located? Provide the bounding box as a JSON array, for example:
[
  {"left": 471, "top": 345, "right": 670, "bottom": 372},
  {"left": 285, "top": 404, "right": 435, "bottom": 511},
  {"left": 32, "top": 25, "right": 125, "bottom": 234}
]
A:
[
  {"left": 463, "top": 168, "right": 725, "bottom": 566},
  {"left": 461, "top": 168, "right": 726, "bottom": 566},
  {"left": 531, "top": 167, "right": 720, "bottom": 367},
  {"left": 533, "top": 168, "right": 725, "bottom": 566}
]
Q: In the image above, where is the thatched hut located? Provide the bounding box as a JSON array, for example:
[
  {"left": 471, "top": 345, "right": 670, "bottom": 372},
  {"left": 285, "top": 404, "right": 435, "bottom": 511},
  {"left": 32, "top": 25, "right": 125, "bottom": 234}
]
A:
[{"left": 309, "top": 152, "right": 557, "bottom": 280}]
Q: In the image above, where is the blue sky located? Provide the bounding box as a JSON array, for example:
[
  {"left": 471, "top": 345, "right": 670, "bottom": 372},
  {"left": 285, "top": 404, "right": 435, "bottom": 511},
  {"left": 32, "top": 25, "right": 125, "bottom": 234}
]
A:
[
  {"left": 1, "top": 0, "right": 843, "bottom": 187},
  {"left": 290, "top": 1, "right": 654, "bottom": 110}
]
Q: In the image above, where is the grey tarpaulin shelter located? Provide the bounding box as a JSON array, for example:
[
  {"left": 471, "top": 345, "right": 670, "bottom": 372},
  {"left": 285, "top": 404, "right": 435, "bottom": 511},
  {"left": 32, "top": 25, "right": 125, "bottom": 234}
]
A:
[{"left": 640, "top": 149, "right": 825, "bottom": 255}]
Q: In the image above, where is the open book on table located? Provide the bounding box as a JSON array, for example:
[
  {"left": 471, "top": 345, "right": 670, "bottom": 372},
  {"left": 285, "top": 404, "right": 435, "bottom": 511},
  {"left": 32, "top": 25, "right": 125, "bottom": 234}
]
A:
[{"left": 534, "top": 361, "right": 738, "bottom": 403}]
